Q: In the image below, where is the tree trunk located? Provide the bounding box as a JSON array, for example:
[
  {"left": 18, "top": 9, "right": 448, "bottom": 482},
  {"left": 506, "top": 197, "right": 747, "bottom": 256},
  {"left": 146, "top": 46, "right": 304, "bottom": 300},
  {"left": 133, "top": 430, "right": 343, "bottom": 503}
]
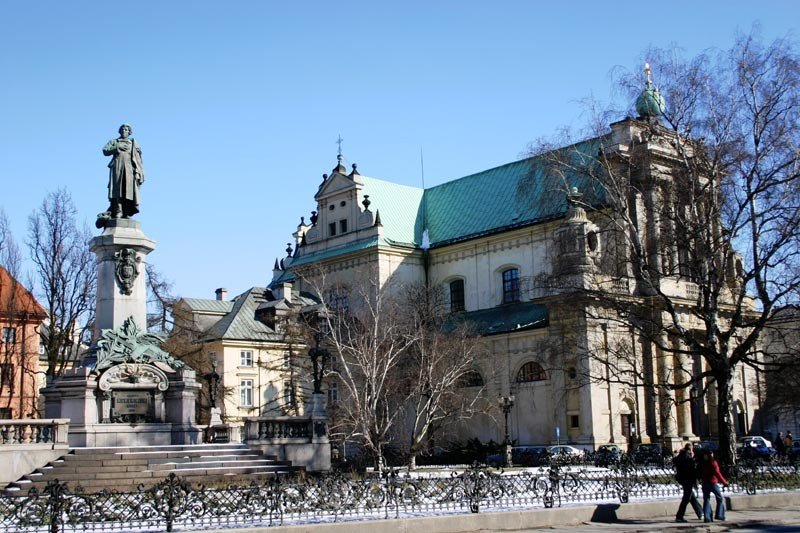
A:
[
  {"left": 408, "top": 452, "right": 417, "bottom": 471},
  {"left": 715, "top": 370, "right": 737, "bottom": 467}
]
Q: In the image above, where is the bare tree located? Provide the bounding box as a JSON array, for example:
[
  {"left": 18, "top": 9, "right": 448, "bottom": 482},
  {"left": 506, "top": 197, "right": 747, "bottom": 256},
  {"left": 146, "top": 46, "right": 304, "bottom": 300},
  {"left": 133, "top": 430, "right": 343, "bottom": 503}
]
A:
[
  {"left": 532, "top": 31, "right": 800, "bottom": 465},
  {"left": 27, "top": 189, "right": 96, "bottom": 376},
  {"left": 299, "top": 267, "right": 417, "bottom": 470},
  {"left": 398, "top": 283, "right": 488, "bottom": 470}
]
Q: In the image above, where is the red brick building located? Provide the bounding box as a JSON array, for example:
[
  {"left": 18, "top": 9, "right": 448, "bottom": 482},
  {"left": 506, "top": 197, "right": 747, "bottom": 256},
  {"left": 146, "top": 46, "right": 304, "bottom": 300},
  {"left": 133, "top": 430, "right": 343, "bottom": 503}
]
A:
[{"left": 0, "top": 266, "right": 46, "bottom": 419}]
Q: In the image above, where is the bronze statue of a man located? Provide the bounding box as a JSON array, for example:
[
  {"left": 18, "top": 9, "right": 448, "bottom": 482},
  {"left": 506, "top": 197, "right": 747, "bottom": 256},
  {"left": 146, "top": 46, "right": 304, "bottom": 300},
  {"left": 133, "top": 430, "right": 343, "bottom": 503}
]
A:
[{"left": 103, "top": 124, "right": 145, "bottom": 219}]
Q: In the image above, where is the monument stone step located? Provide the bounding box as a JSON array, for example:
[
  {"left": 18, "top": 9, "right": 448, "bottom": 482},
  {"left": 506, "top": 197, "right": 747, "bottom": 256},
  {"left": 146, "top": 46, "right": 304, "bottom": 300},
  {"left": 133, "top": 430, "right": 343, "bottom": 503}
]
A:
[
  {"left": 6, "top": 443, "right": 300, "bottom": 494},
  {"left": 148, "top": 459, "right": 289, "bottom": 470}
]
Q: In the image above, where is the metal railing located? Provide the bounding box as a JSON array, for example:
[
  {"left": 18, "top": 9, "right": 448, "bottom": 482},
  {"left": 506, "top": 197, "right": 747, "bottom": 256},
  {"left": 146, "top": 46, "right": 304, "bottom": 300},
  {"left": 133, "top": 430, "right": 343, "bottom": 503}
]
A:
[
  {"left": 0, "top": 419, "right": 69, "bottom": 445},
  {"left": 0, "top": 458, "right": 798, "bottom": 532}
]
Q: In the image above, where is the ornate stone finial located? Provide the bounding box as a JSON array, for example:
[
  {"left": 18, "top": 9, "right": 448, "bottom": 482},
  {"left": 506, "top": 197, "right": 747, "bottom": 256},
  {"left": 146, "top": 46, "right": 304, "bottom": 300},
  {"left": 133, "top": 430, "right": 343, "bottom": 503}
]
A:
[
  {"left": 310, "top": 211, "right": 318, "bottom": 225},
  {"left": 565, "top": 187, "right": 587, "bottom": 222},
  {"left": 635, "top": 62, "right": 666, "bottom": 120},
  {"left": 322, "top": 173, "right": 328, "bottom": 181},
  {"left": 374, "top": 210, "right": 383, "bottom": 227},
  {"left": 286, "top": 243, "right": 293, "bottom": 257},
  {"left": 350, "top": 163, "right": 360, "bottom": 176},
  {"left": 362, "top": 194, "right": 371, "bottom": 210},
  {"left": 273, "top": 258, "right": 281, "bottom": 270},
  {"left": 300, "top": 216, "right": 306, "bottom": 226}
]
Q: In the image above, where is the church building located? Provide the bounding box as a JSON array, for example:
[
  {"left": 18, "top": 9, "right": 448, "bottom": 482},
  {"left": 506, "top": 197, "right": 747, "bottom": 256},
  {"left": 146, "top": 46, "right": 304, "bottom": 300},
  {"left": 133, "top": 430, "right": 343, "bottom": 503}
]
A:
[{"left": 266, "top": 76, "right": 761, "bottom": 453}]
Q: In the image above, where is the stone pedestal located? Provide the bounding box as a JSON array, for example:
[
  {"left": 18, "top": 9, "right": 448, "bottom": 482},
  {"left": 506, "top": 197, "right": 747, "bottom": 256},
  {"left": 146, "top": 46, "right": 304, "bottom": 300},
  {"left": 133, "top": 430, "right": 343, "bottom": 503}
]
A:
[{"left": 90, "top": 219, "right": 155, "bottom": 338}]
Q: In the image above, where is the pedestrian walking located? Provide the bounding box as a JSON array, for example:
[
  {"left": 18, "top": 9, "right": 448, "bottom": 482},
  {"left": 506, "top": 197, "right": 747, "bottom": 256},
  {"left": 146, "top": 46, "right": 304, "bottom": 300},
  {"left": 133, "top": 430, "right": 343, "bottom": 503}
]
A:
[
  {"left": 700, "top": 451, "right": 728, "bottom": 522},
  {"left": 674, "top": 444, "right": 702, "bottom": 522},
  {"left": 785, "top": 432, "right": 793, "bottom": 450},
  {"left": 775, "top": 432, "right": 785, "bottom": 455}
]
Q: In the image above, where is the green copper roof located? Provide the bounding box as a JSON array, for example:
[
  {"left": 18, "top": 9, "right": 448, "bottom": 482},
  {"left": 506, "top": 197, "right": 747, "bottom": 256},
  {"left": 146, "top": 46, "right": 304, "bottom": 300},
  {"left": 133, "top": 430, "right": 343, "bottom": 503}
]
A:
[
  {"left": 450, "top": 301, "right": 549, "bottom": 336},
  {"left": 280, "top": 138, "right": 606, "bottom": 275},
  {"left": 359, "top": 176, "right": 424, "bottom": 245},
  {"left": 423, "top": 138, "right": 605, "bottom": 246}
]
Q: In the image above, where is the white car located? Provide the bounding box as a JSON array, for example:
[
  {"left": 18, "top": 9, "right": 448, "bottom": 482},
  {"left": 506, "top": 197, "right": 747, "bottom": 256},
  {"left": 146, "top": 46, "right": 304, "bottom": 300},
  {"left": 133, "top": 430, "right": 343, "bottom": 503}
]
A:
[
  {"left": 548, "top": 445, "right": 583, "bottom": 456},
  {"left": 737, "top": 436, "right": 773, "bottom": 449}
]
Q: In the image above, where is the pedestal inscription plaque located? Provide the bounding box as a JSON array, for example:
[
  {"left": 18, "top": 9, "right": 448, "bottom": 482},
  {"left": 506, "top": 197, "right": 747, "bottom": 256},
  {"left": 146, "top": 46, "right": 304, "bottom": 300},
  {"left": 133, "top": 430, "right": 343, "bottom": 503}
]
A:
[{"left": 111, "top": 390, "right": 153, "bottom": 422}]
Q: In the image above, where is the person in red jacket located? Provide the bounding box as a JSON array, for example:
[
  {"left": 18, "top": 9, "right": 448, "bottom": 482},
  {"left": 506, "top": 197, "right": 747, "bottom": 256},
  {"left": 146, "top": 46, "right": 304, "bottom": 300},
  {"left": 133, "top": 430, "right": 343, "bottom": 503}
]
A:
[{"left": 699, "top": 451, "right": 728, "bottom": 522}]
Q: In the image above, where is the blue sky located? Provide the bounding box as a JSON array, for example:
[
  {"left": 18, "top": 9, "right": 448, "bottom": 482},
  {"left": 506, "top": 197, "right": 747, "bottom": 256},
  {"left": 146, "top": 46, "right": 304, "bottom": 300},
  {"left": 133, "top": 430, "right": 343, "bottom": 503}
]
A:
[{"left": 1, "top": 1, "right": 798, "bottom": 301}]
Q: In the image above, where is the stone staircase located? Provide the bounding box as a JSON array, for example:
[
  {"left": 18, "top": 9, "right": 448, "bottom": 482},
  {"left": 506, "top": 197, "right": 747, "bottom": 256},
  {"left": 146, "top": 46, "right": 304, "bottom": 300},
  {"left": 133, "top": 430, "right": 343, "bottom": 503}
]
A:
[{"left": 6, "top": 443, "right": 299, "bottom": 494}]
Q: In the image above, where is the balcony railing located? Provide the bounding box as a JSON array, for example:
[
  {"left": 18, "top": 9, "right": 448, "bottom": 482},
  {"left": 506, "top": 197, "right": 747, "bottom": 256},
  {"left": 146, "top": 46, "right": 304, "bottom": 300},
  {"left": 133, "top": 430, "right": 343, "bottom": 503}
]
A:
[
  {"left": 0, "top": 419, "right": 69, "bottom": 445},
  {"left": 243, "top": 416, "right": 313, "bottom": 441}
]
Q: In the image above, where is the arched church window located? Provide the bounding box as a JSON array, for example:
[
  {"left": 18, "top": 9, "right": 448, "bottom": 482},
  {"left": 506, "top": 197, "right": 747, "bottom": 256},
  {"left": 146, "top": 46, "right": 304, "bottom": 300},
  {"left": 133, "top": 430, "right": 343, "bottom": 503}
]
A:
[
  {"left": 516, "top": 361, "right": 547, "bottom": 382},
  {"left": 458, "top": 370, "right": 484, "bottom": 388}
]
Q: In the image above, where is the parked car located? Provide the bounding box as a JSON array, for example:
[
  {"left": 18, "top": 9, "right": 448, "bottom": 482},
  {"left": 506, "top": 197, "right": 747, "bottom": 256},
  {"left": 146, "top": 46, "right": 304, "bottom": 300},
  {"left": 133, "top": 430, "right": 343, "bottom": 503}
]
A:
[
  {"left": 486, "top": 446, "right": 551, "bottom": 467},
  {"left": 632, "top": 443, "right": 666, "bottom": 465},
  {"left": 548, "top": 445, "right": 583, "bottom": 457},
  {"left": 737, "top": 436, "right": 773, "bottom": 449},
  {"left": 738, "top": 438, "right": 777, "bottom": 462},
  {"left": 693, "top": 440, "right": 719, "bottom": 460},
  {"left": 594, "top": 444, "right": 622, "bottom": 467}
]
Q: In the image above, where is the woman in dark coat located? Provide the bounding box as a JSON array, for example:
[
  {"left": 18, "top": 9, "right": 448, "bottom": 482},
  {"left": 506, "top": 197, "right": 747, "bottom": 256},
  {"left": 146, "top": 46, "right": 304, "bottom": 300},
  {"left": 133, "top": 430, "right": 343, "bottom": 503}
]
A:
[{"left": 674, "top": 444, "right": 702, "bottom": 522}]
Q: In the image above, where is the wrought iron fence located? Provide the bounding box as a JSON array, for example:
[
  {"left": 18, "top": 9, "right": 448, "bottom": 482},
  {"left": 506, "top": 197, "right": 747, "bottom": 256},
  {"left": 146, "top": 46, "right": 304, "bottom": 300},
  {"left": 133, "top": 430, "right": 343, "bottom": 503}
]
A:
[{"left": 1, "top": 458, "right": 798, "bottom": 532}]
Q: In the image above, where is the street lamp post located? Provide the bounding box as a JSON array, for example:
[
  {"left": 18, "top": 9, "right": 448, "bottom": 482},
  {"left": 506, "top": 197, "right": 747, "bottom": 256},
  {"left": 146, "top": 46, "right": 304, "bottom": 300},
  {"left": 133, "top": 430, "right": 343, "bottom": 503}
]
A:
[
  {"left": 498, "top": 395, "right": 515, "bottom": 467},
  {"left": 203, "top": 354, "right": 227, "bottom": 442},
  {"left": 309, "top": 332, "right": 330, "bottom": 395},
  {"left": 204, "top": 354, "right": 221, "bottom": 409}
]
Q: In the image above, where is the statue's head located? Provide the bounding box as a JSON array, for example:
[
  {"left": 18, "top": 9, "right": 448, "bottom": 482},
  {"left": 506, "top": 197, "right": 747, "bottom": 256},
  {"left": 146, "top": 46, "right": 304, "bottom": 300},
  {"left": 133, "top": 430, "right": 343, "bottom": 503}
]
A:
[{"left": 118, "top": 124, "right": 132, "bottom": 138}]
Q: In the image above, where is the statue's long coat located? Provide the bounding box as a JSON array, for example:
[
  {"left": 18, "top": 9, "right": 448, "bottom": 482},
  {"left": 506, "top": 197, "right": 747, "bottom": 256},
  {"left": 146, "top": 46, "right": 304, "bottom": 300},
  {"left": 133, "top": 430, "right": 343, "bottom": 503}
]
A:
[{"left": 103, "top": 138, "right": 145, "bottom": 210}]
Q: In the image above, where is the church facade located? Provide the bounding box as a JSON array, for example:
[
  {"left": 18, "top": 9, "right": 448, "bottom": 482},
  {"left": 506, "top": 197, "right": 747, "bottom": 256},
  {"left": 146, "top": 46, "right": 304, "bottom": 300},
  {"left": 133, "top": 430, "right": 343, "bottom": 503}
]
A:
[{"left": 265, "top": 100, "right": 762, "bottom": 453}]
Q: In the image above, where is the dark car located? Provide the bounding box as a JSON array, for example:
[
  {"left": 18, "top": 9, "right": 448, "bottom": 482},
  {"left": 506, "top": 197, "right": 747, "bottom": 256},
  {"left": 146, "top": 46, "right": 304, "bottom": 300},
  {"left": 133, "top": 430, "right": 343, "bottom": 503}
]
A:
[
  {"left": 632, "top": 443, "right": 666, "bottom": 465},
  {"left": 595, "top": 444, "right": 622, "bottom": 467},
  {"left": 693, "top": 441, "right": 719, "bottom": 460},
  {"left": 738, "top": 440, "right": 777, "bottom": 462},
  {"left": 486, "top": 446, "right": 551, "bottom": 467}
]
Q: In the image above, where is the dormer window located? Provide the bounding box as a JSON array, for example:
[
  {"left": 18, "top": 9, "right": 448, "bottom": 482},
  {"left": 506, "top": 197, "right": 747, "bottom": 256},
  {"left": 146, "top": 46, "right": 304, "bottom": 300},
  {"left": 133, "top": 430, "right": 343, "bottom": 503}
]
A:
[
  {"left": 339, "top": 219, "right": 348, "bottom": 234},
  {"left": 328, "top": 222, "right": 337, "bottom": 237}
]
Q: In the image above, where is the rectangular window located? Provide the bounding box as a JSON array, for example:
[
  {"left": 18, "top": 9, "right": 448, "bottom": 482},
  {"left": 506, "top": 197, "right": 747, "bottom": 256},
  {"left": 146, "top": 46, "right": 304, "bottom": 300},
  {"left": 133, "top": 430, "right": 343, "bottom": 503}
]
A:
[
  {"left": 339, "top": 219, "right": 348, "bottom": 234},
  {"left": 0, "top": 364, "right": 14, "bottom": 388},
  {"left": 240, "top": 350, "right": 253, "bottom": 367},
  {"left": 240, "top": 379, "right": 253, "bottom": 407},
  {"left": 570, "top": 414, "right": 580, "bottom": 429},
  {"left": 449, "top": 279, "right": 465, "bottom": 312},
  {"left": 283, "top": 352, "right": 291, "bottom": 368},
  {"left": 502, "top": 268, "right": 521, "bottom": 303},
  {"left": 0, "top": 408, "right": 11, "bottom": 419},
  {"left": 328, "top": 222, "right": 337, "bottom": 237},
  {"left": 1, "top": 327, "right": 15, "bottom": 344},
  {"left": 327, "top": 381, "right": 339, "bottom": 406}
]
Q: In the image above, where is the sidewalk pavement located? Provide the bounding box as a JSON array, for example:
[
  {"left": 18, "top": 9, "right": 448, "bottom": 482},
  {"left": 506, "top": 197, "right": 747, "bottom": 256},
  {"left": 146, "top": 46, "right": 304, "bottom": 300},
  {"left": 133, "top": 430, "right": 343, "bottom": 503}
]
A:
[{"left": 516, "top": 506, "right": 800, "bottom": 532}]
